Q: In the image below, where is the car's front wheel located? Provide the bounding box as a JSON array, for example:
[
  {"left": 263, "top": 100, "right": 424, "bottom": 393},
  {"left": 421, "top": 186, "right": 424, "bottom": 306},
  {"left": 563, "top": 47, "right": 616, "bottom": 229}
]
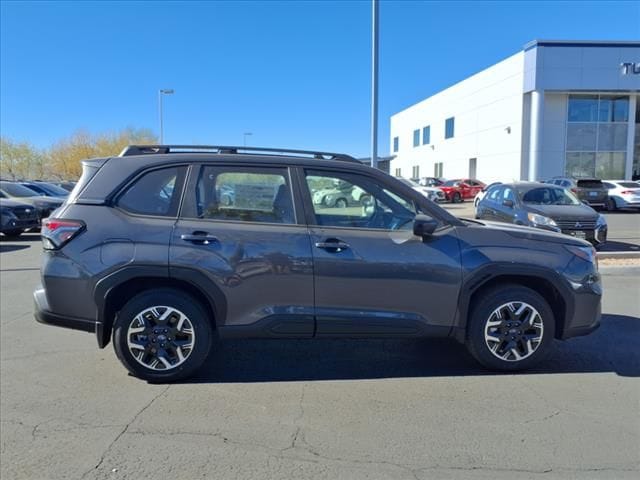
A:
[
  {"left": 452, "top": 192, "right": 463, "bottom": 203},
  {"left": 113, "top": 289, "right": 213, "bottom": 382},
  {"left": 466, "top": 285, "right": 555, "bottom": 371}
]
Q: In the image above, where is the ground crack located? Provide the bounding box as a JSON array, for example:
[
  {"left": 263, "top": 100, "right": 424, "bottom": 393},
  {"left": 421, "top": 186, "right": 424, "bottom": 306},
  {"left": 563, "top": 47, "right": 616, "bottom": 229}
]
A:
[{"left": 80, "top": 385, "right": 170, "bottom": 479}]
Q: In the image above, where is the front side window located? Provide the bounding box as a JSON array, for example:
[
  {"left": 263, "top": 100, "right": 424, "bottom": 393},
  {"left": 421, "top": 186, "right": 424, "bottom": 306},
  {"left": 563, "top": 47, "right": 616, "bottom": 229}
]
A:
[
  {"left": 487, "top": 186, "right": 502, "bottom": 201},
  {"left": 521, "top": 187, "right": 580, "bottom": 206},
  {"left": 413, "top": 129, "right": 420, "bottom": 147},
  {"left": 445, "top": 117, "right": 455, "bottom": 139},
  {"left": 305, "top": 170, "right": 418, "bottom": 230},
  {"left": 117, "top": 166, "right": 186, "bottom": 217},
  {"left": 193, "top": 166, "right": 294, "bottom": 224}
]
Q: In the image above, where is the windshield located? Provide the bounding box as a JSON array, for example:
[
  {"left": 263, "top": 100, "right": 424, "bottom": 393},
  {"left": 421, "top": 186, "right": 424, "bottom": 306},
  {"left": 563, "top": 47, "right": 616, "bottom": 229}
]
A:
[
  {"left": 520, "top": 187, "right": 580, "bottom": 206},
  {"left": 0, "top": 181, "right": 39, "bottom": 197},
  {"left": 32, "top": 182, "right": 69, "bottom": 196},
  {"left": 443, "top": 179, "right": 461, "bottom": 187},
  {"left": 397, "top": 178, "right": 419, "bottom": 187}
]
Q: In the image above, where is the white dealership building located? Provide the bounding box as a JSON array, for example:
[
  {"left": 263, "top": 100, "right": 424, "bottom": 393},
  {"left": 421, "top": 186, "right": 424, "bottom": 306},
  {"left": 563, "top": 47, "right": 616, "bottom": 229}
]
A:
[{"left": 389, "top": 40, "right": 640, "bottom": 183}]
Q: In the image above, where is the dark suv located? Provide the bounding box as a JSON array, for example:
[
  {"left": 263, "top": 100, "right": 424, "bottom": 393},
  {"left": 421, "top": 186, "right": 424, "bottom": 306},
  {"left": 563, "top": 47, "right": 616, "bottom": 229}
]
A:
[
  {"left": 34, "top": 145, "right": 602, "bottom": 382},
  {"left": 547, "top": 177, "right": 608, "bottom": 208}
]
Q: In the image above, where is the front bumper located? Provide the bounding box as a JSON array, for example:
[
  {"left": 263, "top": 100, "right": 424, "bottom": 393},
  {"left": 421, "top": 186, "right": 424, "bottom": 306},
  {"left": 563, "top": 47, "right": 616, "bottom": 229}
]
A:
[
  {"left": 33, "top": 286, "right": 97, "bottom": 333},
  {"left": 561, "top": 286, "right": 602, "bottom": 339},
  {"left": 1, "top": 217, "right": 39, "bottom": 232}
]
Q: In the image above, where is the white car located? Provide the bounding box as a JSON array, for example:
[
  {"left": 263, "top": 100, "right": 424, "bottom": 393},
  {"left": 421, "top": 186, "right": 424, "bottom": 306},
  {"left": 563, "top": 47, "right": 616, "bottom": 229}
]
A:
[
  {"left": 396, "top": 178, "right": 445, "bottom": 203},
  {"left": 473, "top": 182, "right": 502, "bottom": 208},
  {"left": 602, "top": 180, "right": 640, "bottom": 210}
]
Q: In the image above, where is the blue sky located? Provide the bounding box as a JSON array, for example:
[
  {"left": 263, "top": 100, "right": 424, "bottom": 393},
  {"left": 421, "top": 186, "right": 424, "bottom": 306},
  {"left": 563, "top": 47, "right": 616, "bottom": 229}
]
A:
[{"left": 1, "top": 0, "right": 639, "bottom": 157}]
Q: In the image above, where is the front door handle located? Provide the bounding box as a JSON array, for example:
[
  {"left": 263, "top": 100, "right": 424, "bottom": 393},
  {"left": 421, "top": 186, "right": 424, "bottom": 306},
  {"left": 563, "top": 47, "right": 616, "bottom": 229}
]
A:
[
  {"left": 315, "top": 239, "right": 350, "bottom": 252},
  {"left": 180, "top": 232, "right": 219, "bottom": 245}
]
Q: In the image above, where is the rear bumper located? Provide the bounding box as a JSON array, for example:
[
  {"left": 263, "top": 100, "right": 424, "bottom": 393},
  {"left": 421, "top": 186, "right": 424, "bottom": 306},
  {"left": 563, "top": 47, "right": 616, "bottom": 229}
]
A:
[{"left": 33, "top": 286, "right": 97, "bottom": 333}]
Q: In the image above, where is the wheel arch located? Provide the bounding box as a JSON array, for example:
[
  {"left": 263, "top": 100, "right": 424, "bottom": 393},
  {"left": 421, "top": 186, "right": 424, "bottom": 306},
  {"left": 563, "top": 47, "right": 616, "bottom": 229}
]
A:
[
  {"left": 453, "top": 266, "right": 572, "bottom": 343},
  {"left": 94, "top": 266, "right": 225, "bottom": 348}
]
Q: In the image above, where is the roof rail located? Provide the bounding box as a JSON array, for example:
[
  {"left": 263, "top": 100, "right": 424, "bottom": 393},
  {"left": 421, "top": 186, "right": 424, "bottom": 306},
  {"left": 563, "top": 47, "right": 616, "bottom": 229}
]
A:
[{"left": 118, "top": 145, "right": 359, "bottom": 163}]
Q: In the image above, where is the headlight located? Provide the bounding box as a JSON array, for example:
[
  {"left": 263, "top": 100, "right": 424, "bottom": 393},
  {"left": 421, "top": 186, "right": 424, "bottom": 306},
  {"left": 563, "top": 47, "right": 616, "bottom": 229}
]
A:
[
  {"left": 565, "top": 244, "right": 598, "bottom": 269},
  {"left": 596, "top": 214, "right": 607, "bottom": 227},
  {"left": 527, "top": 212, "right": 557, "bottom": 227}
]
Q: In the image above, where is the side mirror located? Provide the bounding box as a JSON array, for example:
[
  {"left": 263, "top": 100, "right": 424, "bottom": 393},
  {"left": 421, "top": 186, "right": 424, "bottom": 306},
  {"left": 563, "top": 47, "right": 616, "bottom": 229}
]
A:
[
  {"left": 502, "top": 199, "right": 514, "bottom": 208},
  {"left": 413, "top": 214, "right": 439, "bottom": 237}
]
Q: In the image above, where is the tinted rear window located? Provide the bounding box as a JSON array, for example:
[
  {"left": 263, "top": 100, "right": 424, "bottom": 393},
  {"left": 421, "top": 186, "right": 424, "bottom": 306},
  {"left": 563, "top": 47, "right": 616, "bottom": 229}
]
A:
[{"left": 576, "top": 180, "right": 604, "bottom": 188}]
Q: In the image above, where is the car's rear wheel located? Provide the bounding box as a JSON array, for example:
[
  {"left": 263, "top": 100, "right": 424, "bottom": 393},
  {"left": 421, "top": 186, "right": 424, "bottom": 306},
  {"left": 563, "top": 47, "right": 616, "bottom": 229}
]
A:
[
  {"left": 466, "top": 285, "right": 555, "bottom": 371},
  {"left": 335, "top": 198, "right": 348, "bottom": 208},
  {"left": 113, "top": 289, "right": 213, "bottom": 382},
  {"left": 606, "top": 197, "right": 617, "bottom": 212},
  {"left": 2, "top": 229, "right": 23, "bottom": 238},
  {"left": 453, "top": 192, "right": 462, "bottom": 203}
]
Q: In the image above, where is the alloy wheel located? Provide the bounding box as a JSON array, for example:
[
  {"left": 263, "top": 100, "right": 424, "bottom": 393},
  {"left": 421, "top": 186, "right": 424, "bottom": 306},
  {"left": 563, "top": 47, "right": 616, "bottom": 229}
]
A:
[
  {"left": 483, "top": 301, "right": 543, "bottom": 362},
  {"left": 127, "top": 306, "right": 195, "bottom": 371}
]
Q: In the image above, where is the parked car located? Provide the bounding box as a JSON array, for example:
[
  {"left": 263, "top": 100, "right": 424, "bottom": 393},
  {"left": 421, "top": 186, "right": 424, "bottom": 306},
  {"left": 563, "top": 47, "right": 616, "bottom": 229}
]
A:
[
  {"left": 476, "top": 182, "right": 607, "bottom": 247},
  {"left": 312, "top": 180, "right": 371, "bottom": 208},
  {"left": 418, "top": 177, "right": 445, "bottom": 187},
  {"left": 546, "top": 177, "right": 608, "bottom": 208},
  {"left": 0, "top": 197, "right": 40, "bottom": 237},
  {"left": 602, "top": 180, "right": 640, "bottom": 211},
  {"left": 440, "top": 179, "right": 485, "bottom": 203},
  {"left": 0, "top": 181, "right": 64, "bottom": 221},
  {"left": 50, "top": 181, "right": 77, "bottom": 192},
  {"left": 35, "top": 144, "right": 602, "bottom": 382},
  {"left": 473, "top": 182, "right": 502, "bottom": 207},
  {"left": 396, "top": 177, "right": 446, "bottom": 203},
  {"left": 20, "top": 181, "right": 69, "bottom": 198}
]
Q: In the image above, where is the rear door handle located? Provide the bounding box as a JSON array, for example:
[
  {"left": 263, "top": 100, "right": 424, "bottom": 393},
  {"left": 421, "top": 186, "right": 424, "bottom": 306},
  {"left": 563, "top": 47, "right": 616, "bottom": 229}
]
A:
[
  {"left": 315, "top": 240, "right": 350, "bottom": 252},
  {"left": 180, "top": 232, "right": 219, "bottom": 245}
]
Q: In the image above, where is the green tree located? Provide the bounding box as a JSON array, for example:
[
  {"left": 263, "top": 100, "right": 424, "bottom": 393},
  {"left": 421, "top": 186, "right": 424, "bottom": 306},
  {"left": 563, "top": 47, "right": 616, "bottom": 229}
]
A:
[{"left": 0, "top": 137, "right": 45, "bottom": 180}]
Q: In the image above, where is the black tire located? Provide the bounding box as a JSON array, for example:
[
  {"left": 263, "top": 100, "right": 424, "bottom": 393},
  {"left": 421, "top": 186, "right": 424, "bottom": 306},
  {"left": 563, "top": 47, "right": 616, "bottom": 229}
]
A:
[
  {"left": 113, "top": 288, "right": 213, "bottom": 383},
  {"left": 606, "top": 198, "right": 617, "bottom": 212},
  {"left": 335, "top": 198, "right": 348, "bottom": 208},
  {"left": 452, "top": 192, "right": 462, "bottom": 203},
  {"left": 466, "top": 284, "right": 555, "bottom": 371},
  {"left": 2, "top": 229, "right": 23, "bottom": 238}
]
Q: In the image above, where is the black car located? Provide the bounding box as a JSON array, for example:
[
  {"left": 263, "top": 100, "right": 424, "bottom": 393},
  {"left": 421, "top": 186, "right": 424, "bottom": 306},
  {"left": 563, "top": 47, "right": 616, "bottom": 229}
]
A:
[
  {"left": 0, "top": 198, "right": 40, "bottom": 237},
  {"left": 34, "top": 145, "right": 602, "bottom": 382},
  {"left": 0, "top": 181, "right": 64, "bottom": 221},
  {"left": 476, "top": 182, "right": 607, "bottom": 247},
  {"left": 547, "top": 177, "right": 608, "bottom": 208},
  {"left": 20, "top": 181, "right": 69, "bottom": 198}
]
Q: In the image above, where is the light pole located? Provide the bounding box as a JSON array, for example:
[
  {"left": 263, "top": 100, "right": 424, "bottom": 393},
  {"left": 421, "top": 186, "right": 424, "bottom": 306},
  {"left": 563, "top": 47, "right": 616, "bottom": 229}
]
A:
[
  {"left": 243, "top": 132, "right": 253, "bottom": 146},
  {"left": 370, "top": 0, "right": 379, "bottom": 169},
  {"left": 158, "top": 88, "right": 174, "bottom": 144}
]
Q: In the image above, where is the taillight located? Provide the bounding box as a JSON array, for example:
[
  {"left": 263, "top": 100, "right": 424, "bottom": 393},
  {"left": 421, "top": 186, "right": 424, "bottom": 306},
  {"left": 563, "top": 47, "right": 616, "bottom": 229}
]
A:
[
  {"left": 41, "top": 218, "right": 85, "bottom": 250},
  {"left": 620, "top": 190, "right": 633, "bottom": 195}
]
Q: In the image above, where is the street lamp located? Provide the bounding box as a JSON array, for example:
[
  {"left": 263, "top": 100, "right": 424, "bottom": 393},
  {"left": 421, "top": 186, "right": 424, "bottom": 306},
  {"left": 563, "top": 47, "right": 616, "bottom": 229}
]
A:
[
  {"left": 158, "top": 88, "right": 174, "bottom": 144},
  {"left": 370, "top": 0, "right": 379, "bottom": 169},
  {"left": 243, "top": 132, "right": 253, "bottom": 146}
]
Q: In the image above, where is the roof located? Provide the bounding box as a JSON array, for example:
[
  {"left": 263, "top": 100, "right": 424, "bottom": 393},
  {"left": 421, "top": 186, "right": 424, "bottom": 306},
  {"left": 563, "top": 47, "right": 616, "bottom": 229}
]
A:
[{"left": 524, "top": 39, "right": 640, "bottom": 51}]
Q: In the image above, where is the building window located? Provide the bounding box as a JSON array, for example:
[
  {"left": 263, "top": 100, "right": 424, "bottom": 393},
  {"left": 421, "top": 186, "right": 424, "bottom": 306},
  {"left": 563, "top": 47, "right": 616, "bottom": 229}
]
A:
[
  {"left": 434, "top": 162, "right": 443, "bottom": 178},
  {"left": 393, "top": 136, "right": 399, "bottom": 153},
  {"left": 445, "top": 117, "right": 455, "bottom": 139},
  {"left": 566, "top": 95, "right": 629, "bottom": 179},
  {"left": 395, "top": 167, "right": 402, "bottom": 177},
  {"left": 422, "top": 126, "right": 430, "bottom": 145},
  {"left": 412, "top": 165, "right": 420, "bottom": 179},
  {"left": 413, "top": 130, "right": 420, "bottom": 147}
]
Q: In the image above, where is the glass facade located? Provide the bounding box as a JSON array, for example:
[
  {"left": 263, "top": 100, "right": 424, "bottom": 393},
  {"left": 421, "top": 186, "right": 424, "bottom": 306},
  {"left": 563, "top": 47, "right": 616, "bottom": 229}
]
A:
[
  {"left": 566, "top": 95, "right": 629, "bottom": 179},
  {"left": 445, "top": 117, "right": 455, "bottom": 139},
  {"left": 422, "top": 126, "right": 430, "bottom": 145},
  {"left": 634, "top": 99, "right": 640, "bottom": 181},
  {"left": 413, "top": 129, "right": 420, "bottom": 147}
]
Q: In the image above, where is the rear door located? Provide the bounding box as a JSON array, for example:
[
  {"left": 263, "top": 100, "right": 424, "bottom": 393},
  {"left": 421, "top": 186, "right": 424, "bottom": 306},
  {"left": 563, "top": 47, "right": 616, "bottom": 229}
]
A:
[
  {"left": 300, "top": 168, "right": 461, "bottom": 336},
  {"left": 170, "top": 164, "right": 315, "bottom": 336}
]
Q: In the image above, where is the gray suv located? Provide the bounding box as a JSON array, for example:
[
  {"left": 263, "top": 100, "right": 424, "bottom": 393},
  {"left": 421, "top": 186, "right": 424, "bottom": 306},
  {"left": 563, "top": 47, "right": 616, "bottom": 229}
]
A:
[{"left": 34, "top": 145, "right": 602, "bottom": 382}]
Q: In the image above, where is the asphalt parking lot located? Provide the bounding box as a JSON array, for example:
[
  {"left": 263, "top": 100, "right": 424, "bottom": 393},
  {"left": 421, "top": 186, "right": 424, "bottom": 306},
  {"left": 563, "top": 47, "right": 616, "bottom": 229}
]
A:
[{"left": 1, "top": 233, "right": 639, "bottom": 480}]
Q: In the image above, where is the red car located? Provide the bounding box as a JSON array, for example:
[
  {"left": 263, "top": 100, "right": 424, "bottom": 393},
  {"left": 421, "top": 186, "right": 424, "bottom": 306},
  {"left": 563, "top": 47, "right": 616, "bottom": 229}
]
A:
[{"left": 440, "top": 178, "right": 485, "bottom": 203}]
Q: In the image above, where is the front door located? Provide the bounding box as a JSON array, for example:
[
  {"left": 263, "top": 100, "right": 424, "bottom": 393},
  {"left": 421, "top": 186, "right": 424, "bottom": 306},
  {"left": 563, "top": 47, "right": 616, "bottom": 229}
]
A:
[
  {"left": 300, "top": 168, "right": 462, "bottom": 336},
  {"left": 170, "top": 164, "right": 315, "bottom": 336}
]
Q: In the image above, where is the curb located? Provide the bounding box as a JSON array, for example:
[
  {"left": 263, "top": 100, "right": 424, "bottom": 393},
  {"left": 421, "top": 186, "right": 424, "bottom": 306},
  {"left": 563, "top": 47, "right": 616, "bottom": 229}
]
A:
[{"left": 597, "top": 251, "right": 640, "bottom": 259}]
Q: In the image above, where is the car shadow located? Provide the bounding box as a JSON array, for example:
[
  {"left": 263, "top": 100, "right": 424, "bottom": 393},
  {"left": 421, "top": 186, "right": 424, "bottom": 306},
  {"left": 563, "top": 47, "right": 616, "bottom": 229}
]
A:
[
  {"left": 598, "top": 241, "right": 640, "bottom": 252},
  {"left": 182, "top": 313, "right": 640, "bottom": 384}
]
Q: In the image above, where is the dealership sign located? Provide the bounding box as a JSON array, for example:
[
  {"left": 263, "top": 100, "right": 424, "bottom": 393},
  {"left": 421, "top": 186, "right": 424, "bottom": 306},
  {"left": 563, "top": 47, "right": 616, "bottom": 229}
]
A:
[{"left": 620, "top": 62, "right": 640, "bottom": 75}]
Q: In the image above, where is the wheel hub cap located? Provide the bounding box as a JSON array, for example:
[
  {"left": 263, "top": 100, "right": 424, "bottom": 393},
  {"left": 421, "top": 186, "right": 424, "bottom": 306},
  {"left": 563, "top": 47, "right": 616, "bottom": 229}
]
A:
[
  {"left": 126, "top": 306, "right": 195, "bottom": 371},
  {"left": 484, "top": 301, "right": 543, "bottom": 362}
]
